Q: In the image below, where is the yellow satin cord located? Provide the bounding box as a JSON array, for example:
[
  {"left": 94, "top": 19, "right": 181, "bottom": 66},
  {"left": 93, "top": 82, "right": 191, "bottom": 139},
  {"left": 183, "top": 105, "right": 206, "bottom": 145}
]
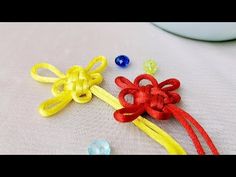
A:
[
  {"left": 30, "top": 56, "right": 187, "bottom": 155},
  {"left": 91, "top": 85, "right": 186, "bottom": 155}
]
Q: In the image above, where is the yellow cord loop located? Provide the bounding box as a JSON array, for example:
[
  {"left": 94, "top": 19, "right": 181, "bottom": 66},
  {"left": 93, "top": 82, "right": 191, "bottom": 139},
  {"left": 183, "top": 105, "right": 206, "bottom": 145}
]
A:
[
  {"left": 31, "top": 56, "right": 187, "bottom": 155},
  {"left": 30, "top": 56, "right": 107, "bottom": 117}
]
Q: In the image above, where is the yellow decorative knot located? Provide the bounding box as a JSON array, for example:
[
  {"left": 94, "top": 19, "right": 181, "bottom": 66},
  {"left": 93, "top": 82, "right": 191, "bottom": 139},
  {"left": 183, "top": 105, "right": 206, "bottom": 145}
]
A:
[{"left": 31, "top": 56, "right": 107, "bottom": 117}]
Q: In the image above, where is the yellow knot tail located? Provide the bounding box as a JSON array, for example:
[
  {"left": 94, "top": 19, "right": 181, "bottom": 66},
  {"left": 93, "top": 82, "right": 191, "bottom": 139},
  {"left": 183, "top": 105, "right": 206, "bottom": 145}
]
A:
[{"left": 90, "top": 85, "right": 187, "bottom": 155}]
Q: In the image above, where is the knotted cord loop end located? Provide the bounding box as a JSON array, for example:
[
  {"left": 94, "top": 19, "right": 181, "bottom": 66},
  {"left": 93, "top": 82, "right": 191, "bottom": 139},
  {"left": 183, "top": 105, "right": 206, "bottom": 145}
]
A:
[
  {"left": 31, "top": 56, "right": 108, "bottom": 116},
  {"left": 114, "top": 74, "right": 181, "bottom": 122}
]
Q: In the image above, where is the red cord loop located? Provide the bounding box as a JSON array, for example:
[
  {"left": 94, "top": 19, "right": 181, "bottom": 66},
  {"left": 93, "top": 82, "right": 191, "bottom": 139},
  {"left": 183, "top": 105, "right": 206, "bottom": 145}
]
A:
[{"left": 114, "top": 74, "right": 181, "bottom": 121}]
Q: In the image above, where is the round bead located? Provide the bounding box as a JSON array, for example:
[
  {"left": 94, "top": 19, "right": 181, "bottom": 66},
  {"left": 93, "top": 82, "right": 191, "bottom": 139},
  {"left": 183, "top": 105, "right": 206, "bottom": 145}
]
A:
[
  {"left": 88, "top": 140, "right": 111, "bottom": 155},
  {"left": 115, "top": 55, "right": 130, "bottom": 68},
  {"left": 144, "top": 59, "right": 158, "bottom": 75}
]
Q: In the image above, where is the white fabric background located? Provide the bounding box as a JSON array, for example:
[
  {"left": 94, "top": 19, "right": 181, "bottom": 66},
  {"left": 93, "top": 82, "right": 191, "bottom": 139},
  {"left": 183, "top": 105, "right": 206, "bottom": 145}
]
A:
[{"left": 0, "top": 22, "right": 235, "bottom": 154}]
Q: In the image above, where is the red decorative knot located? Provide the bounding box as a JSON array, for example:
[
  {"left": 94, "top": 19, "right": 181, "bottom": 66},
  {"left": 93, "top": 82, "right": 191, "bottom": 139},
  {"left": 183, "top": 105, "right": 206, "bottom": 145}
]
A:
[
  {"left": 114, "top": 74, "right": 219, "bottom": 155},
  {"left": 114, "top": 74, "right": 181, "bottom": 122}
]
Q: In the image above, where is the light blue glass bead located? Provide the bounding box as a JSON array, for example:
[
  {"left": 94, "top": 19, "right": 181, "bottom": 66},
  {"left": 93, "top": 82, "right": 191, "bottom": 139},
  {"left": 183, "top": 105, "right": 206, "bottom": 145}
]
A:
[{"left": 88, "top": 140, "right": 111, "bottom": 155}]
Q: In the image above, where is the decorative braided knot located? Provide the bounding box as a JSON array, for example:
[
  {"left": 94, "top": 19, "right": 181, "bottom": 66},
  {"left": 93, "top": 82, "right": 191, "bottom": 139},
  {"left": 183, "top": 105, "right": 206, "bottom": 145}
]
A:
[
  {"left": 31, "top": 56, "right": 107, "bottom": 117},
  {"left": 114, "top": 74, "right": 181, "bottom": 122}
]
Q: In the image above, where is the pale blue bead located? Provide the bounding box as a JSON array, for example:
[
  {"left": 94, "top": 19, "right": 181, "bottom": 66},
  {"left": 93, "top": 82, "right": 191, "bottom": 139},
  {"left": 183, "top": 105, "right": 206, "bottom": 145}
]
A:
[{"left": 88, "top": 140, "right": 111, "bottom": 155}]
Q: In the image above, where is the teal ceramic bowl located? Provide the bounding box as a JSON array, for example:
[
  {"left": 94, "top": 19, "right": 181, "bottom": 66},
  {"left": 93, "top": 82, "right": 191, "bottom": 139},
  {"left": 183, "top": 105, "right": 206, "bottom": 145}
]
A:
[{"left": 153, "top": 22, "right": 236, "bottom": 41}]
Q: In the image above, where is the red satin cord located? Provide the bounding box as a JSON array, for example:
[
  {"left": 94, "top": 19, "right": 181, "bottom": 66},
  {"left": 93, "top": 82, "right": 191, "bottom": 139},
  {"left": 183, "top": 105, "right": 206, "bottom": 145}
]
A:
[{"left": 113, "top": 74, "right": 219, "bottom": 155}]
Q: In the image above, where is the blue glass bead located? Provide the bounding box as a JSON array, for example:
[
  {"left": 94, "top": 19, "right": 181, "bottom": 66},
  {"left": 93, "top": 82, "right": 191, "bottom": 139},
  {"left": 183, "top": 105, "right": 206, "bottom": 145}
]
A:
[
  {"left": 115, "top": 55, "right": 130, "bottom": 68},
  {"left": 88, "top": 140, "right": 111, "bottom": 155}
]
